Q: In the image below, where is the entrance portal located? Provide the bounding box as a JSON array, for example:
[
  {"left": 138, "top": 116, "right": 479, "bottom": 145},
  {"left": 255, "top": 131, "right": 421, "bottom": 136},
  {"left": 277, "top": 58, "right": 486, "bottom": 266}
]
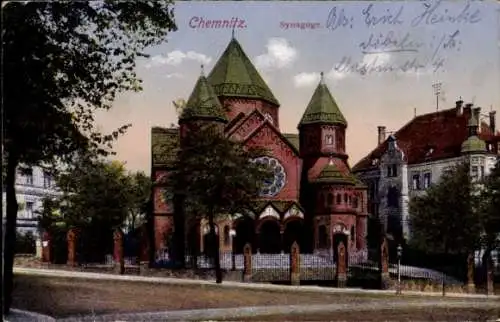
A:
[
  {"left": 234, "top": 218, "right": 255, "bottom": 254},
  {"left": 333, "top": 233, "right": 349, "bottom": 267},
  {"left": 258, "top": 220, "right": 281, "bottom": 254}
]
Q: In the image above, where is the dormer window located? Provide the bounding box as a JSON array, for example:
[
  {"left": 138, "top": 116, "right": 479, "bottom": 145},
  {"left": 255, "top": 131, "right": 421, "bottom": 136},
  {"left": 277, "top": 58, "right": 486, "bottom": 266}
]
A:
[
  {"left": 425, "top": 148, "right": 434, "bottom": 157},
  {"left": 371, "top": 158, "right": 379, "bottom": 166}
]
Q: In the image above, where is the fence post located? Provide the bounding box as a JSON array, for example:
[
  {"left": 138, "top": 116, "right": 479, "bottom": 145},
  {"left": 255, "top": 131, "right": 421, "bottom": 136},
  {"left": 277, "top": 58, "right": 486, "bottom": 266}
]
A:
[
  {"left": 41, "top": 231, "right": 52, "bottom": 263},
  {"left": 466, "top": 253, "right": 475, "bottom": 294},
  {"left": 290, "top": 241, "right": 300, "bottom": 286},
  {"left": 380, "top": 237, "right": 390, "bottom": 290},
  {"left": 66, "top": 228, "right": 78, "bottom": 267},
  {"left": 243, "top": 243, "right": 252, "bottom": 283},
  {"left": 114, "top": 228, "right": 125, "bottom": 275},
  {"left": 486, "top": 255, "right": 494, "bottom": 296},
  {"left": 336, "top": 241, "right": 347, "bottom": 288}
]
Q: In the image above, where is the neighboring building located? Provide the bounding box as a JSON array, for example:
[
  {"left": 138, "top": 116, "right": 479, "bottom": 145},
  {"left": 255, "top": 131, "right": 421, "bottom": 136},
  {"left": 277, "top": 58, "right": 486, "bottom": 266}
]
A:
[
  {"left": 151, "top": 36, "right": 368, "bottom": 256},
  {"left": 2, "top": 165, "right": 61, "bottom": 236},
  {"left": 353, "top": 100, "right": 500, "bottom": 242}
]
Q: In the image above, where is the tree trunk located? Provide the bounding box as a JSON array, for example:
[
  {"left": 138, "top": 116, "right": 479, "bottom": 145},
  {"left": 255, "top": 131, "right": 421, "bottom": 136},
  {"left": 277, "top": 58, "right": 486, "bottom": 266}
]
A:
[
  {"left": 3, "top": 153, "right": 20, "bottom": 315},
  {"left": 442, "top": 244, "right": 448, "bottom": 296},
  {"left": 208, "top": 211, "right": 222, "bottom": 284}
]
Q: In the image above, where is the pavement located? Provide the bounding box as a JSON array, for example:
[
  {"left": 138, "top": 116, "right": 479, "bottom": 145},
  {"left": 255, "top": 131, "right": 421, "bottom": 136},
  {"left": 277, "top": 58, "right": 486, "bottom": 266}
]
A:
[{"left": 5, "top": 267, "right": 500, "bottom": 321}]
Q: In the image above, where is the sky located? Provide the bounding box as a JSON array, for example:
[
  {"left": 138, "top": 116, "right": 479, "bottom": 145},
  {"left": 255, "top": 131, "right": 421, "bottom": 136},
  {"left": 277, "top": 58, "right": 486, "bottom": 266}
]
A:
[{"left": 95, "top": 0, "right": 500, "bottom": 175}]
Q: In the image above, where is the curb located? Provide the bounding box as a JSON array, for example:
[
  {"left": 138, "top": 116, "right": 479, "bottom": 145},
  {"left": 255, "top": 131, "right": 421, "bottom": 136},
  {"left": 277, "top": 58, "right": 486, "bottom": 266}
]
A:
[
  {"left": 14, "top": 267, "right": 500, "bottom": 300},
  {"left": 5, "top": 309, "right": 56, "bottom": 322}
]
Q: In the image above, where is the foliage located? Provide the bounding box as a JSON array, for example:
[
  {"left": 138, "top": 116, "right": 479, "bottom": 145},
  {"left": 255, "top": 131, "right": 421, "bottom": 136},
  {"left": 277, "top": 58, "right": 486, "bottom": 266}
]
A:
[
  {"left": 15, "top": 231, "right": 36, "bottom": 255},
  {"left": 3, "top": 1, "right": 176, "bottom": 313},
  {"left": 478, "top": 159, "right": 500, "bottom": 250},
  {"left": 408, "top": 161, "right": 483, "bottom": 255},
  {"left": 123, "top": 171, "right": 152, "bottom": 233},
  {"left": 167, "top": 125, "right": 273, "bottom": 219}
]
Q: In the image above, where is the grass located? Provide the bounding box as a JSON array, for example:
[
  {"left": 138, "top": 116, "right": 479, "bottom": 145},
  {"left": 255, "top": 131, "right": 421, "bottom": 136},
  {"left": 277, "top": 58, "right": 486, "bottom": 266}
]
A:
[
  {"left": 229, "top": 308, "right": 500, "bottom": 321},
  {"left": 11, "top": 274, "right": 405, "bottom": 318}
]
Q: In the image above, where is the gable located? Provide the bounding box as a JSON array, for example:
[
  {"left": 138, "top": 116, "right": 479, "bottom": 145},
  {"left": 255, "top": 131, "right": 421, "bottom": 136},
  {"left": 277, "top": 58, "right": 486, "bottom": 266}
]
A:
[
  {"left": 258, "top": 205, "right": 280, "bottom": 220},
  {"left": 227, "top": 109, "right": 266, "bottom": 141},
  {"left": 151, "top": 127, "right": 179, "bottom": 168},
  {"left": 243, "top": 121, "right": 300, "bottom": 157}
]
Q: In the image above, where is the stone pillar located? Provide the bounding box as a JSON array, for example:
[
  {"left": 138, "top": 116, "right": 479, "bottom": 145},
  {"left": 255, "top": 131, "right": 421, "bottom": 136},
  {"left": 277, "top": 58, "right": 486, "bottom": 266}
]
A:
[
  {"left": 486, "top": 255, "right": 495, "bottom": 296},
  {"left": 380, "top": 237, "right": 390, "bottom": 289},
  {"left": 290, "top": 241, "right": 300, "bottom": 285},
  {"left": 66, "top": 228, "right": 78, "bottom": 267},
  {"left": 242, "top": 243, "right": 252, "bottom": 282},
  {"left": 466, "top": 253, "right": 476, "bottom": 294},
  {"left": 336, "top": 241, "right": 347, "bottom": 288},
  {"left": 41, "top": 231, "right": 52, "bottom": 263},
  {"left": 114, "top": 229, "right": 125, "bottom": 275}
]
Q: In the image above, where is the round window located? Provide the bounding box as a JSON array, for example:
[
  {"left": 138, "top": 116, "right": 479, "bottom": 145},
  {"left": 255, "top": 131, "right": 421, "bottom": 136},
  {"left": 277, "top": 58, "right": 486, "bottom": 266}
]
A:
[{"left": 252, "top": 156, "right": 286, "bottom": 197}]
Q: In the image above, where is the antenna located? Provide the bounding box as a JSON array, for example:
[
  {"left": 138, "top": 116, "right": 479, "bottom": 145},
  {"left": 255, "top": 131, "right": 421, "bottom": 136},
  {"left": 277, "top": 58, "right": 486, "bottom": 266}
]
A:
[{"left": 432, "top": 81, "right": 442, "bottom": 111}]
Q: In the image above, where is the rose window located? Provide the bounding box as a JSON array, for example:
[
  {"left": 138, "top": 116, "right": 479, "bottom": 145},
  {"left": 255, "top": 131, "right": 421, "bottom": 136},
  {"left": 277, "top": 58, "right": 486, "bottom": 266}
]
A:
[{"left": 252, "top": 156, "right": 286, "bottom": 197}]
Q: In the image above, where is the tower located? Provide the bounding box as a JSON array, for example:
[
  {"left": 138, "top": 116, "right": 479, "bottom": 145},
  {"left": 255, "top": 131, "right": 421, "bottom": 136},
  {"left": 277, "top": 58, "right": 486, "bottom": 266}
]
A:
[
  {"left": 461, "top": 106, "right": 487, "bottom": 180},
  {"left": 178, "top": 65, "right": 228, "bottom": 142},
  {"left": 298, "top": 73, "right": 361, "bottom": 254}
]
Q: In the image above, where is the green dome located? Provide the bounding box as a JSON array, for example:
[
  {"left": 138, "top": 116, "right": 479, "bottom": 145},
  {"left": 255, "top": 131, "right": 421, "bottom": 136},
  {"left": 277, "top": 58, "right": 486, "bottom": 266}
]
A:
[
  {"left": 314, "top": 162, "right": 356, "bottom": 185},
  {"left": 461, "top": 136, "right": 486, "bottom": 154}
]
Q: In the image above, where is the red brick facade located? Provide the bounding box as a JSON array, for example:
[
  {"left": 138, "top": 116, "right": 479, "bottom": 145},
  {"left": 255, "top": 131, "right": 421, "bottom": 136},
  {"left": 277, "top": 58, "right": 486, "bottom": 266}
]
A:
[{"left": 151, "top": 38, "right": 368, "bottom": 256}]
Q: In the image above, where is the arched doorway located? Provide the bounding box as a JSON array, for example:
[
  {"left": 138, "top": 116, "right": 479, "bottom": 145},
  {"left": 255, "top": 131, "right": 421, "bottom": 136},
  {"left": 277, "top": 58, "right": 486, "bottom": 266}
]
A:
[
  {"left": 333, "top": 233, "right": 349, "bottom": 268},
  {"left": 258, "top": 220, "right": 281, "bottom": 254},
  {"left": 283, "top": 219, "right": 304, "bottom": 252},
  {"left": 234, "top": 217, "right": 255, "bottom": 254}
]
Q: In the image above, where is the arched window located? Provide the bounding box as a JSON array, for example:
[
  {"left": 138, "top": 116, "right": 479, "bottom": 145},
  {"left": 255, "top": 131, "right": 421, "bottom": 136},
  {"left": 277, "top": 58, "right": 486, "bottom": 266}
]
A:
[
  {"left": 336, "top": 194, "right": 341, "bottom": 204},
  {"left": 387, "top": 187, "right": 399, "bottom": 208},
  {"left": 350, "top": 226, "right": 355, "bottom": 242},
  {"left": 353, "top": 197, "right": 359, "bottom": 209},
  {"left": 344, "top": 193, "right": 348, "bottom": 203},
  {"left": 319, "top": 193, "right": 325, "bottom": 207},
  {"left": 318, "top": 225, "right": 328, "bottom": 248},
  {"left": 223, "top": 225, "right": 230, "bottom": 246},
  {"left": 325, "top": 134, "right": 334, "bottom": 146},
  {"left": 327, "top": 193, "right": 333, "bottom": 206}
]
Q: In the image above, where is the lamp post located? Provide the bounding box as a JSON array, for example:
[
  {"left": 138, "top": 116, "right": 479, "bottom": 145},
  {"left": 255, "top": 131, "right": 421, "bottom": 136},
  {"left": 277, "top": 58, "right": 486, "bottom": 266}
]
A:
[
  {"left": 230, "top": 229, "right": 236, "bottom": 271},
  {"left": 397, "top": 244, "right": 403, "bottom": 295}
]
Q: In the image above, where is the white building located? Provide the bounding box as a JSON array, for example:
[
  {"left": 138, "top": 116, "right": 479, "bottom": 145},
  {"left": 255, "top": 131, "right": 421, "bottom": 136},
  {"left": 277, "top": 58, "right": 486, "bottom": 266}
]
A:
[
  {"left": 353, "top": 100, "right": 500, "bottom": 242},
  {"left": 2, "top": 165, "right": 62, "bottom": 237}
]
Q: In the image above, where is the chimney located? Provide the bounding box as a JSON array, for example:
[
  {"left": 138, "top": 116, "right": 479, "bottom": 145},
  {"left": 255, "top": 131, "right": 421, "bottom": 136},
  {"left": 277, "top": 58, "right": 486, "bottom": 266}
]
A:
[
  {"left": 474, "top": 107, "right": 481, "bottom": 133},
  {"left": 455, "top": 99, "right": 464, "bottom": 115},
  {"left": 489, "top": 111, "right": 496, "bottom": 134},
  {"left": 377, "top": 126, "right": 386, "bottom": 145},
  {"left": 464, "top": 103, "right": 473, "bottom": 114}
]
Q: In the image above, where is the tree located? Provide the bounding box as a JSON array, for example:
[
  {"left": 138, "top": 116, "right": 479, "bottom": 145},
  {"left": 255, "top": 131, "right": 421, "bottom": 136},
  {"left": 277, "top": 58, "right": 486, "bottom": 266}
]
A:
[
  {"left": 409, "top": 161, "right": 482, "bottom": 256},
  {"left": 39, "top": 159, "right": 152, "bottom": 262},
  {"left": 167, "top": 125, "right": 272, "bottom": 283},
  {"left": 3, "top": 2, "right": 176, "bottom": 313},
  {"left": 478, "top": 159, "right": 500, "bottom": 265}
]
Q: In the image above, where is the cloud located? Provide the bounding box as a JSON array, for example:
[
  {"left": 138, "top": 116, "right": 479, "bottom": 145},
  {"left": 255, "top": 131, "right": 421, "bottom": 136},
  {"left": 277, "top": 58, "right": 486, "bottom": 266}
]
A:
[
  {"left": 163, "top": 73, "right": 184, "bottom": 79},
  {"left": 255, "top": 38, "right": 298, "bottom": 70},
  {"left": 293, "top": 69, "right": 348, "bottom": 88},
  {"left": 145, "top": 50, "right": 212, "bottom": 68},
  {"left": 293, "top": 72, "right": 320, "bottom": 88}
]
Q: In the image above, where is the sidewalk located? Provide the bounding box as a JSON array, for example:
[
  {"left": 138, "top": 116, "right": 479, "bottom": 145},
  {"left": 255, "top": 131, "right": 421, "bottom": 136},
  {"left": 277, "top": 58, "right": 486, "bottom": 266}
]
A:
[{"left": 13, "top": 266, "right": 500, "bottom": 300}]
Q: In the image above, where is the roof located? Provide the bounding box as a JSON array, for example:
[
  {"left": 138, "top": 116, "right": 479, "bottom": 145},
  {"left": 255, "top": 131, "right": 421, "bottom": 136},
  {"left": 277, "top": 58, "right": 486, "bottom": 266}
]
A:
[
  {"left": 151, "top": 127, "right": 179, "bottom": 168},
  {"left": 461, "top": 136, "right": 487, "bottom": 154},
  {"left": 352, "top": 107, "right": 499, "bottom": 172},
  {"left": 180, "top": 74, "right": 227, "bottom": 123},
  {"left": 314, "top": 160, "right": 357, "bottom": 185},
  {"left": 298, "top": 76, "right": 347, "bottom": 128},
  {"left": 283, "top": 133, "right": 300, "bottom": 151},
  {"left": 207, "top": 37, "right": 279, "bottom": 106}
]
